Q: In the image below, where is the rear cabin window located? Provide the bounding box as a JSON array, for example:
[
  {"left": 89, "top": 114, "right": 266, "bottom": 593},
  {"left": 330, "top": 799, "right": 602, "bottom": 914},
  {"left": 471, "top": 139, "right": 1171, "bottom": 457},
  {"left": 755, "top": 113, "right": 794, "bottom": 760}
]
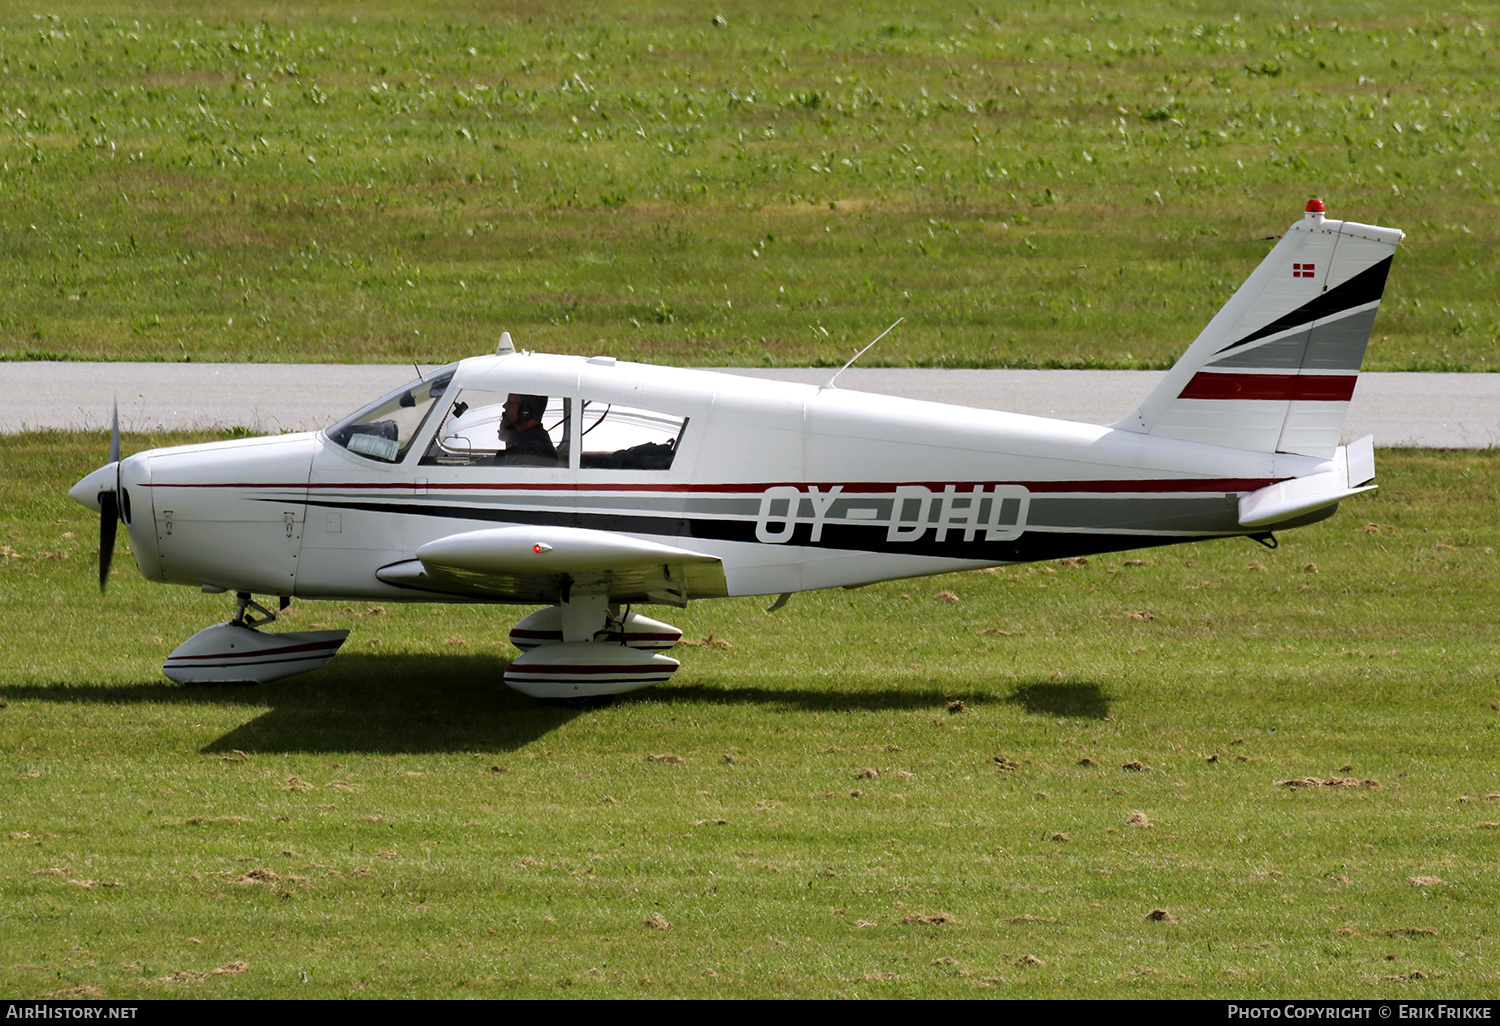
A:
[{"left": 578, "top": 401, "right": 687, "bottom": 471}]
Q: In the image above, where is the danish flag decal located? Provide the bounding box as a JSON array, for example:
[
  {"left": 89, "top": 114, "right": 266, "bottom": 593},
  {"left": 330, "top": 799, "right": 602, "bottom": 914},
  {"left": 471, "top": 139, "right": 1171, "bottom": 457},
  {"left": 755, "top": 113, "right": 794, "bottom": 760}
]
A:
[{"left": 1293, "top": 262, "right": 1316, "bottom": 278}]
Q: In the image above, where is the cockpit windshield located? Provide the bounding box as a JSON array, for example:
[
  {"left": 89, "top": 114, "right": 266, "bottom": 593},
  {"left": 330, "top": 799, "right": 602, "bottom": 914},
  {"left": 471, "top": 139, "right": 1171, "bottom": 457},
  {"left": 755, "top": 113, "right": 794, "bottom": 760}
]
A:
[{"left": 325, "top": 366, "right": 456, "bottom": 463}]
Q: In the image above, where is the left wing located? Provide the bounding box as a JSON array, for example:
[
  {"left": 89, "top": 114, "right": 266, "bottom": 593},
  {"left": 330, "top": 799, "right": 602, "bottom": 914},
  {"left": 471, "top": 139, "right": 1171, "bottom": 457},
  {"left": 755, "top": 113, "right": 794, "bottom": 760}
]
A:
[{"left": 375, "top": 524, "right": 727, "bottom": 607}]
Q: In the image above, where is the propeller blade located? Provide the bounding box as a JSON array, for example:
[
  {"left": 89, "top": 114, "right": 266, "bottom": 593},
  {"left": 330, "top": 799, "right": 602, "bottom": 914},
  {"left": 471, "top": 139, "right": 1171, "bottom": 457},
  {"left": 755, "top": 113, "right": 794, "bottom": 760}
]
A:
[
  {"left": 99, "top": 400, "right": 121, "bottom": 591},
  {"left": 99, "top": 490, "right": 117, "bottom": 591}
]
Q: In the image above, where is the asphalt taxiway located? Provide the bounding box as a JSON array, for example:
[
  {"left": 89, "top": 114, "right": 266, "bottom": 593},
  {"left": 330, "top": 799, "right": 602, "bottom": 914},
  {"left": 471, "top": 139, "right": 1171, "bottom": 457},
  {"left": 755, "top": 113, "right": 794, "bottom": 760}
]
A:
[{"left": 3, "top": 363, "right": 1496, "bottom": 448}]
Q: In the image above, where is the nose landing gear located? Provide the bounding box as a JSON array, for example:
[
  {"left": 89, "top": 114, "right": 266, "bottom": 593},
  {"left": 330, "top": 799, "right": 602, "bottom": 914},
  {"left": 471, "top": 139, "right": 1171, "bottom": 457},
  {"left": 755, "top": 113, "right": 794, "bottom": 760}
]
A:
[{"left": 163, "top": 592, "right": 349, "bottom": 685}]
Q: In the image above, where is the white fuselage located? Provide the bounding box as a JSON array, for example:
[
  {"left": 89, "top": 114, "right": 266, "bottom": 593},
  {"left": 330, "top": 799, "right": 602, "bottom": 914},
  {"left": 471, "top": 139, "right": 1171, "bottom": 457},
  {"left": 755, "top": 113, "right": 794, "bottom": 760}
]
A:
[{"left": 113, "top": 352, "right": 1328, "bottom": 604}]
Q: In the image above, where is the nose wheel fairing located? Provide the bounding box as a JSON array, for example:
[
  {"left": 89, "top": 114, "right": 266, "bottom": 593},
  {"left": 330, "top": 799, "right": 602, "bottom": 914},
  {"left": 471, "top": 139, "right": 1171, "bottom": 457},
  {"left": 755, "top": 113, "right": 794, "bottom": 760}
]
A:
[{"left": 163, "top": 596, "right": 348, "bottom": 685}]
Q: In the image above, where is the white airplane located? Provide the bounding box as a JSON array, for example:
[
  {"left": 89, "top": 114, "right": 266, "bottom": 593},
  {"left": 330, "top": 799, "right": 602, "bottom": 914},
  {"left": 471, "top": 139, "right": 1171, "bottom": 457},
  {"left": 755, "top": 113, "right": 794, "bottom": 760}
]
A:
[{"left": 71, "top": 200, "right": 1402, "bottom": 699}]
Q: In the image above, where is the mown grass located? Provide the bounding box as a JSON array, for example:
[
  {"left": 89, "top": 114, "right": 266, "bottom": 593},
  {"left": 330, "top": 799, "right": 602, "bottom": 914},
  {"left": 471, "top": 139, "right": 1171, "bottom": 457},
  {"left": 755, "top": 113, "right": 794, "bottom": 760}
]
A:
[
  {"left": 2, "top": 433, "right": 1498, "bottom": 997},
  {"left": 1, "top": 1, "right": 1495, "bottom": 369}
]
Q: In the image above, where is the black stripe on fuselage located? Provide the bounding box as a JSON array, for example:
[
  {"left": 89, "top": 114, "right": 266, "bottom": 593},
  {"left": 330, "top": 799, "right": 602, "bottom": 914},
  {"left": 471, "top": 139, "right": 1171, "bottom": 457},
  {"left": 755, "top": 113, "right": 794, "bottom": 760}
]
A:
[{"left": 295, "top": 496, "right": 1285, "bottom": 563}]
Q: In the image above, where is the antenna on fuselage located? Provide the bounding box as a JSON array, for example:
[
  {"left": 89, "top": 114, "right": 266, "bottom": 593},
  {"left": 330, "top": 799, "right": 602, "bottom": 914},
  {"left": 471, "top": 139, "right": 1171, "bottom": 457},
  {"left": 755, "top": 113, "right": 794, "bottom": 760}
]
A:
[
  {"left": 819, "top": 317, "right": 903, "bottom": 391},
  {"left": 519, "top": 319, "right": 560, "bottom": 355},
  {"left": 496, "top": 331, "right": 515, "bottom": 356}
]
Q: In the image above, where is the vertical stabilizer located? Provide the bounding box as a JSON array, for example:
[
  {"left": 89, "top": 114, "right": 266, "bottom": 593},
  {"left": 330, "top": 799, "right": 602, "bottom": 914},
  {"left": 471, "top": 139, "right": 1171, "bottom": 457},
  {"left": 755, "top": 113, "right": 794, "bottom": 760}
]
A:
[{"left": 1118, "top": 201, "right": 1402, "bottom": 458}]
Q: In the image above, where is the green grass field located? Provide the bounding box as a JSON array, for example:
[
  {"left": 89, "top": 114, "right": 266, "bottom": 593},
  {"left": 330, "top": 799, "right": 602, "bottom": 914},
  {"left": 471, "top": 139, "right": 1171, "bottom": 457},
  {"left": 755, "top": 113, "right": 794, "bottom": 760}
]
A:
[
  {"left": 1, "top": 1, "right": 1495, "bottom": 369},
  {"left": 3, "top": 435, "right": 1498, "bottom": 998},
  {"left": 3, "top": 0, "right": 1497, "bottom": 1001}
]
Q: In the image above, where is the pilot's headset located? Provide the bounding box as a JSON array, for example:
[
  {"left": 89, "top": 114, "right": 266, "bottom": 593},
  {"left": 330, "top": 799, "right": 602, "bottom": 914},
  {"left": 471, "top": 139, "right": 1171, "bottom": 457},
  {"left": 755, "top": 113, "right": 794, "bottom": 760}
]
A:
[{"left": 516, "top": 395, "right": 547, "bottom": 424}]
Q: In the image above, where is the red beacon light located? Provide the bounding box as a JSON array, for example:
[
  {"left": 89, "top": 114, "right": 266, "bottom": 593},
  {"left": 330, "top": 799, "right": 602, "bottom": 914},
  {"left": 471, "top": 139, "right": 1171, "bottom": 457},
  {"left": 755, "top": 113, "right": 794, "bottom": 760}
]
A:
[{"left": 1305, "top": 197, "right": 1326, "bottom": 214}]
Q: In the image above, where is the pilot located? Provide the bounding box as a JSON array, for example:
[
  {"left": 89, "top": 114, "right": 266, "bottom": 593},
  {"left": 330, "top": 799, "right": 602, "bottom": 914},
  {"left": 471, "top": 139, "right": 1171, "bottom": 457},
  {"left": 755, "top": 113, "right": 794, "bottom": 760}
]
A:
[{"left": 497, "top": 393, "right": 559, "bottom": 466}]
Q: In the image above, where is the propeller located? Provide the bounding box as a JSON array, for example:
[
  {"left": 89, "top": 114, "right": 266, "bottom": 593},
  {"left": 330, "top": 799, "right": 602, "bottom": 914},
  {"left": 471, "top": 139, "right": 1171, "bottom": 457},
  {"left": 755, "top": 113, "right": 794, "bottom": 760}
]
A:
[
  {"left": 98, "top": 402, "right": 121, "bottom": 590},
  {"left": 68, "top": 402, "right": 131, "bottom": 591},
  {"left": 97, "top": 402, "right": 120, "bottom": 588}
]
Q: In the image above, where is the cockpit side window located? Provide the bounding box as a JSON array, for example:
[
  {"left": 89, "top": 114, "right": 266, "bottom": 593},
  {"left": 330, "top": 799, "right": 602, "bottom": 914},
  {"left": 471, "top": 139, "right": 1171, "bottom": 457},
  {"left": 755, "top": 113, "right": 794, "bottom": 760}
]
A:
[
  {"left": 325, "top": 369, "right": 454, "bottom": 463},
  {"left": 421, "top": 388, "right": 571, "bottom": 468}
]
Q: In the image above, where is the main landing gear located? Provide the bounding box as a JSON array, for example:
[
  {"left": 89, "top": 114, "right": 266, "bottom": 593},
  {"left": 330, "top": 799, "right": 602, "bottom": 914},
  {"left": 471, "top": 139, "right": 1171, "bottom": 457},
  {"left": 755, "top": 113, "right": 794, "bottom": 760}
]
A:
[
  {"left": 159, "top": 590, "right": 681, "bottom": 700},
  {"left": 502, "top": 599, "right": 683, "bottom": 700}
]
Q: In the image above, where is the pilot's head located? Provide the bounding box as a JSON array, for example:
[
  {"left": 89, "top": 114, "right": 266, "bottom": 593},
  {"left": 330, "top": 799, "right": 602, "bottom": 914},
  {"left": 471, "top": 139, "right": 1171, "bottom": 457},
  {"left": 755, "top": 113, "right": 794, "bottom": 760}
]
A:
[{"left": 501, "top": 393, "right": 547, "bottom": 434}]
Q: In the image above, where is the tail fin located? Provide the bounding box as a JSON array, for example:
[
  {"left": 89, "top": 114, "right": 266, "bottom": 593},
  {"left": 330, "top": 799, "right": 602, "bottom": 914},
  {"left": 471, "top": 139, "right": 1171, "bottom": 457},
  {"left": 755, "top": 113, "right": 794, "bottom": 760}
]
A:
[{"left": 1119, "top": 200, "right": 1403, "bottom": 459}]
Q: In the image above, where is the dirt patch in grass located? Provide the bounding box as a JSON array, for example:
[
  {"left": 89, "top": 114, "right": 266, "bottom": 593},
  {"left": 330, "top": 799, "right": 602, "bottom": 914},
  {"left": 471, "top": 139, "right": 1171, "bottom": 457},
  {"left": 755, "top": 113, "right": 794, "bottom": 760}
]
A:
[
  {"left": 679, "top": 634, "right": 735, "bottom": 648},
  {"left": 233, "top": 868, "right": 280, "bottom": 886},
  {"left": 155, "top": 961, "right": 249, "bottom": 984}
]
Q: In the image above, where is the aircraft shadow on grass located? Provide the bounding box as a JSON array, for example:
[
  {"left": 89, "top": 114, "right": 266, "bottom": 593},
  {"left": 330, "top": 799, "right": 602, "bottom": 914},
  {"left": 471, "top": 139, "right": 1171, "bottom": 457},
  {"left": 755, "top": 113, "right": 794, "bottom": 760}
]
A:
[
  {"left": 3, "top": 656, "right": 1112, "bottom": 755},
  {"left": 1002, "top": 681, "right": 1112, "bottom": 720}
]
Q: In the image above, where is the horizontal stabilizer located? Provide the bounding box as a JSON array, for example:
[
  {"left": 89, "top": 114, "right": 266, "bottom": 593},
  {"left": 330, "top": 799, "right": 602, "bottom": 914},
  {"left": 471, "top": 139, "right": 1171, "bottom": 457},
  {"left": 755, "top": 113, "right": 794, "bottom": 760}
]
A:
[{"left": 1238, "top": 435, "right": 1376, "bottom": 528}]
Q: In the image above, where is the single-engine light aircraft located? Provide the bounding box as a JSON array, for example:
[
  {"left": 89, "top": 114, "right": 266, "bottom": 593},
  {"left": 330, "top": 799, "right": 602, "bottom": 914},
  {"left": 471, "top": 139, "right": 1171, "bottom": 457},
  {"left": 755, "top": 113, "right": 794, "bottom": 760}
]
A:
[{"left": 72, "top": 201, "right": 1401, "bottom": 698}]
